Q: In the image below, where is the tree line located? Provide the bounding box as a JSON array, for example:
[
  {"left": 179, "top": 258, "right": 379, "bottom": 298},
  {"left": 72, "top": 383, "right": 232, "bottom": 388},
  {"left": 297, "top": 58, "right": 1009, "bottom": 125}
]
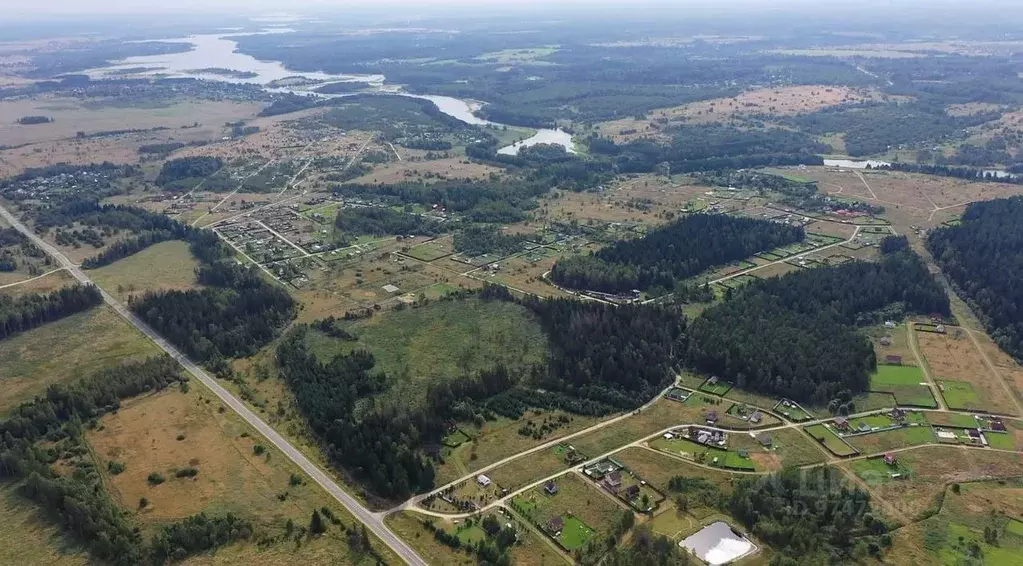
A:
[
  {"left": 453, "top": 225, "right": 528, "bottom": 257},
  {"left": 551, "top": 214, "right": 804, "bottom": 294},
  {"left": 687, "top": 243, "right": 949, "bottom": 405},
  {"left": 0, "top": 284, "right": 102, "bottom": 341},
  {"left": 155, "top": 156, "right": 224, "bottom": 190},
  {"left": 928, "top": 197, "right": 1023, "bottom": 360}
]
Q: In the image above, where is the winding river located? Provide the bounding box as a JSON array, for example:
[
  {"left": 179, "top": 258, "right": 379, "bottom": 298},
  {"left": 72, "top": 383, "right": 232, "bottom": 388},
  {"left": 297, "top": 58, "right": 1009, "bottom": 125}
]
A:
[{"left": 91, "top": 31, "right": 576, "bottom": 155}]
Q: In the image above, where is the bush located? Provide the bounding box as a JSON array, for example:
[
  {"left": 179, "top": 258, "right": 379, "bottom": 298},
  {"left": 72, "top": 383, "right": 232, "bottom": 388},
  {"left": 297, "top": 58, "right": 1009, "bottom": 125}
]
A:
[
  {"left": 253, "top": 444, "right": 266, "bottom": 455},
  {"left": 107, "top": 460, "right": 126, "bottom": 475},
  {"left": 175, "top": 467, "right": 199, "bottom": 478},
  {"left": 148, "top": 472, "right": 166, "bottom": 485}
]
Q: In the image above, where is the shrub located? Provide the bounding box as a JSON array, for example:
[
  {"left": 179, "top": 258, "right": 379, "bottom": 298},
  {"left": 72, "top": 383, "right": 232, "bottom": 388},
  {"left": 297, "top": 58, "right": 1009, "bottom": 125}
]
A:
[
  {"left": 175, "top": 467, "right": 199, "bottom": 478},
  {"left": 253, "top": 444, "right": 266, "bottom": 455},
  {"left": 148, "top": 472, "right": 166, "bottom": 485},
  {"left": 107, "top": 460, "right": 126, "bottom": 475}
]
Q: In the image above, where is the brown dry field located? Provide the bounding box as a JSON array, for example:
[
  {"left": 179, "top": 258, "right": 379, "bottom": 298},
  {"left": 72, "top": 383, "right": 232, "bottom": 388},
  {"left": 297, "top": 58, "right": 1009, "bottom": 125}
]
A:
[
  {"left": 799, "top": 167, "right": 1023, "bottom": 230},
  {"left": 348, "top": 156, "right": 502, "bottom": 184},
  {"left": 490, "top": 254, "right": 574, "bottom": 298},
  {"left": 804, "top": 219, "right": 858, "bottom": 239},
  {"left": 916, "top": 328, "right": 1018, "bottom": 415},
  {"left": 0, "top": 136, "right": 141, "bottom": 177},
  {"left": 0, "top": 96, "right": 261, "bottom": 147},
  {"left": 539, "top": 175, "right": 706, "bottom": 226},
  {"left": 843, "top": 445, "right": 1023, "bottom": 521},
  {"left": 614, "top": 447, "right": 739, "bottom": 493},
  {"left": 750, "top": 261, "right": 799, "bottom": 279},
  {"left": 83, "top": 382, "right": 403, "bottom": 566},
  {"left": 969, "top": 331, "right": 1023, "bottom": 410},
  {"left": 598, "top": 85, "right": 887, "bottom": 141},
  {"left": 869, "top": 324, "right": 916, "bottom": 368}
]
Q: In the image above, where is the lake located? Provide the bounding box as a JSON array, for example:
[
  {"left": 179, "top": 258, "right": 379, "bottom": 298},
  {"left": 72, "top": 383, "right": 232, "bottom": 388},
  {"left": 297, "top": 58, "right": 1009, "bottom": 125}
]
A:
[
  {"left": 89, "top": 31, "right": 575, "bottom": 155},
  {"left": 679, "top": 521, "right": 757, "bottom": 565}
]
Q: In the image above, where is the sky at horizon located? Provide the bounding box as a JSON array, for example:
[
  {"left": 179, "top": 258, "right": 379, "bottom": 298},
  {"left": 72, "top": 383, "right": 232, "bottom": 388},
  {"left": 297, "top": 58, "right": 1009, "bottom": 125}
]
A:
[{"left": 2, "top": 0, "right": 1020, "bottom": 18}]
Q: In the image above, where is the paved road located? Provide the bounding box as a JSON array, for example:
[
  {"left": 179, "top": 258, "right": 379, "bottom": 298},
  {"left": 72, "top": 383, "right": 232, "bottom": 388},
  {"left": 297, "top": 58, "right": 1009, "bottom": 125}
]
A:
[{"left": 0, "top": 203, "right": 428, "bottom": 566}]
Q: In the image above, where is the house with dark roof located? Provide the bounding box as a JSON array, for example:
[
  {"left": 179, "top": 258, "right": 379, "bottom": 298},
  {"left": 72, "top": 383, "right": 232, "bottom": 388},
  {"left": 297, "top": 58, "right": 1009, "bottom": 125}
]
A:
[
  {"left": 705, "top": 410, "right": 718, "bottom": 424},
  {"left": 624, "top": 485, "right": 641, "bottom": 499},
  {"left": 749, "top": 411, "right": 763, "bottom": 424},
  {"left": 891, "top": 408, "right": 906, "bottom": 420},
  {"left": 757, "top": 434, "right": 772, "bottom": 447},
  {"left": 883, "top": 453, "right": 897, "bottom": 466},
  {"left": 545, "top": 481, "right": 558, "bottom": 495},
  {"left": 604, "top": 471, "right": 623, "bottom": 490},
  {"left": 835, "top": 417, "right": 850, "bottom": 430},
  {"left": 547, "top": 517, "right": 564, "bottom": 534},
  {"left": 886, "top": 355, "right": 903, "bottom": 365}
]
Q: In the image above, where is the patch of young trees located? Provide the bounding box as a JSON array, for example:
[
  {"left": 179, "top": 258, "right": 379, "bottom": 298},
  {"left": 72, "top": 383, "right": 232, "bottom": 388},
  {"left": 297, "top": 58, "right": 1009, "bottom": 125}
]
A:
[
  {"left": 453, "top": 225, "right": 528, "bottom": 257},
  {"left": 155, "top": 156, "right": 224, "bottom": 189},
  {"left": 335, "top": 206, "right": 447, "bottom": 237},
  {"left": 551, "top": 214, "right": 804, "bottom": 294},
  {"left": 928, "top": 196, "right": 1023, "bottom": 360},
  {"left": 687, "top": 244, "right": 949, "bottom": 404},
  {"left": 0, "top": 284, "right": 102, "bottom": 341}
]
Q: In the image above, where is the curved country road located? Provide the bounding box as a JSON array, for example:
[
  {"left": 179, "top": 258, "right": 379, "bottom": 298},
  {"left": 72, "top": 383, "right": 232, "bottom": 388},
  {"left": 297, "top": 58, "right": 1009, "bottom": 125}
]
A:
[{"left": 0, "top": 203, "right": 428, "bottom": 566}]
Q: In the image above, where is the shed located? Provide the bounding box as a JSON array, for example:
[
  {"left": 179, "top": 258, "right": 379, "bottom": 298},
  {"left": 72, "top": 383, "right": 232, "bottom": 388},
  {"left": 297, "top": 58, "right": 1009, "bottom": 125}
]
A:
[
  {"left": 477, "top": 474, "right": 492, "bottom": 487},
  {"left": 883, "top": 453, "right": 897, "bottom": 466},
  {"left": 885, "top": 355, "right": 903, "bottom": 365}
]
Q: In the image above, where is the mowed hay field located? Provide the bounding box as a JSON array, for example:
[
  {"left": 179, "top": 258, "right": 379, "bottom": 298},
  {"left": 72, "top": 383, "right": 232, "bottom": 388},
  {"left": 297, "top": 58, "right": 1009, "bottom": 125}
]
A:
[
  {"left": 0, "top": 305, "right": 159, "bottom": 413},
  {"left": 304, "top": 298, "right": 549, "bottom": 408},
  {"left": 89, "top": 240, "right": 201, "bottom": 296},
  {"left": 917, "top": 329, "right": 1018, "bottom": 414}
]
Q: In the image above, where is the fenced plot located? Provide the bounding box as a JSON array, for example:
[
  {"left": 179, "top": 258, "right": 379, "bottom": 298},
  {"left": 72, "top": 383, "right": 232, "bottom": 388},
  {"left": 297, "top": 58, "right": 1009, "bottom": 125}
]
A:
[
  {"left": 938, "top": 380, "right": 984, "bottom": 411},
  {"left": 804, "top": 424, "right": 859, "bottom": 456}
]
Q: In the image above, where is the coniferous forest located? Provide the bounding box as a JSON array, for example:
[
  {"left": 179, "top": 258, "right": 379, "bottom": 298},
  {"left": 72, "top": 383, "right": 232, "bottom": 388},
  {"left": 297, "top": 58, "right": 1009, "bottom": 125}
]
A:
[
  {"left": 551, "top": 214, "right": 804, "bottom": 293},
  {"left": 687, "top": 243, "right": 949, "bottom": 404},
  {"left": 928, "top": 196, "right": 1023, "bottom": 359}
]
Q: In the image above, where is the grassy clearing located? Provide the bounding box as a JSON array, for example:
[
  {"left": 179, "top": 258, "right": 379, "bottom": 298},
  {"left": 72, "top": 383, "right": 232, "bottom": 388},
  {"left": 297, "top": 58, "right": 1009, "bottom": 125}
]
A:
[
  {"left": 404, "top": 241, "right": 452, "bottom": 262},
  {"left": 569, "top": 396, "right": 717, "bottom": 457},
  {"left": 729, "top": 428, "right": 828, "bottom": 469},
  {"left": 0, "top": 268, "right": 75, "bottom": 298},
  {"left": 919, "top": 331, "right": 1017, "bottom": 414},
  {"left": 849, "top": 456, "right": 915, "bottom": 487},
  {"left": 845, "top": 426, "right": 936, "bottom": 454},
  {"left": 0, "top": 305, "right": 160, "bottom": 413},
  {"left": 925, "top": 413, "right": 982, "bottom": 428},
  {"left": 986, "top": 432, "right": 1017, "bottom": 451},
  {"left": 0, "top": 484, "right": 87, "bottom": 566},
  {"left": 939, "top": 380, "right": 984, "bottom": 411},
  {"left": 613, "top": 447, "right": 739, "bottom": 494},
  {"left": 90, "top": 240, "right": 201, "bottom": 296},
  {"left": 804, "top": 424, "right": 858, "bottom": 456},
  {"left": 486, "top": 446, "right": 577, "bottom": 494},
  {"left": 304, "top": 298, "right": 549, "bottom": 409},
  {"left": 871, "top": 365, "right": 925, "bottom": 386}
]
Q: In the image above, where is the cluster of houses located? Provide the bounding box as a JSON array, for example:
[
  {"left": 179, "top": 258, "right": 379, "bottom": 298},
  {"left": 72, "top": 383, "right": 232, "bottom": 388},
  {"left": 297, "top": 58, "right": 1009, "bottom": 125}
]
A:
[{"left": 681, "top": 426, "right": 728, "bottom": 447}]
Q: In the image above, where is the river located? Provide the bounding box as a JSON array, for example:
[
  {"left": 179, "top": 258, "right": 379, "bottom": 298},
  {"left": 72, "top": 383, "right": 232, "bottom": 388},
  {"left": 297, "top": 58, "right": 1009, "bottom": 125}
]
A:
[{"left": 90, "top": 31, "right": 576, "bottom": 155}]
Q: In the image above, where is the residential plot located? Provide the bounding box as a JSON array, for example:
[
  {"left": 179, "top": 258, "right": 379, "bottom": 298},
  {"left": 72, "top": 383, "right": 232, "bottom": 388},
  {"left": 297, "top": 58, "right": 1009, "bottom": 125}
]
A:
[
  {"left": 613, "top": 447, "right": 739, "bottom": 494},
  {"left": 869, "top": 364, "right": 937, "bottom": 408},
  {"left": 844, "top": 425, "right": 936, "bottom": 454},
  {"left": 509, "top": 473, "right": 622, "bottom": 552},
  {"left": 728, "top": 428, "right": 829, "bottom": 469},
  {"left": 804, "top": 424, "right": 859, "bottom": 456},
  {"left": 918, "top": 328, "right": 1018, "bottom": 414},
  {"left": 0, "top": 305, "right": 159, "bottom": 413}
]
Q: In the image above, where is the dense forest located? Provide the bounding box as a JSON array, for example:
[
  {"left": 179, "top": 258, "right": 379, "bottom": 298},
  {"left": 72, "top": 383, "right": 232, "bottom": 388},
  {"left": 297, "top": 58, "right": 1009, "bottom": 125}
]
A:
[
  {"left": 727, "top": 468, "right": 890, "bottom": 564},
  {"left": 274, "top": 286, "right": 684, "bottom": 499},
  {"left": 452, "top": 225, "right": 528, "bottom": 257},
  {"left": 155, "top": 156, "right": 224, "bottom": 189},
  {"left": 786, "top": 101, "right": 998, "bottom": 157},
  {"left": 335, "top": 206, "right": 447, "bottom": 237},
  {"left": 687, "top": 244, "right": 949, "bottom": 404},
  {"left": 551, "top": 214, "right": 804, "bottom": 293},
  {"left": 0, "top": 284, "right": 103, "bottom": 341},
  {"left": 131, "top": 261, "right": 296, "bottom": 372},
  {"left": 927, "top": 197, "right": 1023, "bottom": 360}
]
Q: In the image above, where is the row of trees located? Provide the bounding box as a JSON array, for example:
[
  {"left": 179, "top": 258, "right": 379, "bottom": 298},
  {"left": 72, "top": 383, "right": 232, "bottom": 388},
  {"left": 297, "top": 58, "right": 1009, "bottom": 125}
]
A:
[
  {"left": 687, "top": 243, "right": 949, "bottom": 404},
  {"left": 0, "top": 284, "right": 102, "bottom": 341},
  {"left": 928, "top": 197, "right": 1023, "bottom": 360},
  {"left": 551, "top": 214, "right": 804, "bottom": 293}
]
